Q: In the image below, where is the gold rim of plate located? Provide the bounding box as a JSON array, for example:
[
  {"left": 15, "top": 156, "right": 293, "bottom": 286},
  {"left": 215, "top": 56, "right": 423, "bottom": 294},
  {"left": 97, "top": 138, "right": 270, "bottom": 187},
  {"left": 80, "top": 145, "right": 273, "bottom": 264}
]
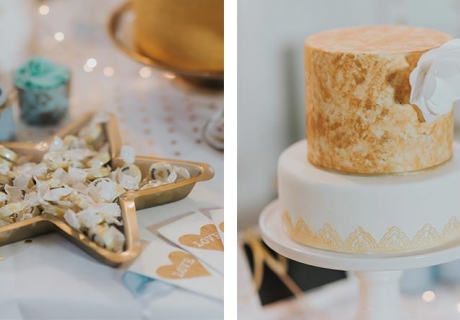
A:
[
  {"left": 0, "top": 112, "right": 215, "bottom": 267},
  {"left": 106, "top": 1, "right": 224, "bottom": 81}
]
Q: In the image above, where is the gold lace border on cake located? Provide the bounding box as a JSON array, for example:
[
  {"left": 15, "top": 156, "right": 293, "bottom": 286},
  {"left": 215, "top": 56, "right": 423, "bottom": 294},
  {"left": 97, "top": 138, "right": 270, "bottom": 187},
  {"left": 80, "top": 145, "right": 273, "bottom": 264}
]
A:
[{"left": 283, "top": 211, "right": 460, "bottom": 253}]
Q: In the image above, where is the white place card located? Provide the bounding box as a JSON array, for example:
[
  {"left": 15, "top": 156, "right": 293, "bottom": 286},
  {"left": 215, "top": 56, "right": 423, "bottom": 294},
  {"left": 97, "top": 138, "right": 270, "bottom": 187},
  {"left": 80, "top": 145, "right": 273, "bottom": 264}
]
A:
[
  {"left": 158, "top": 212, "right": 224, "bottom": 274},
  {"left": 128, "top": 238, "right": 223, "bottom": 301}
]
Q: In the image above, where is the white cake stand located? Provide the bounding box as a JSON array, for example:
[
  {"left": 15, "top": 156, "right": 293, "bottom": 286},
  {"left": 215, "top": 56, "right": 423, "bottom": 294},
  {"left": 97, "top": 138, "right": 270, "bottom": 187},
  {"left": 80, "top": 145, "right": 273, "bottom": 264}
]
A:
[{"left": 259, "top": 200, "right": 460, "bottom": 320}]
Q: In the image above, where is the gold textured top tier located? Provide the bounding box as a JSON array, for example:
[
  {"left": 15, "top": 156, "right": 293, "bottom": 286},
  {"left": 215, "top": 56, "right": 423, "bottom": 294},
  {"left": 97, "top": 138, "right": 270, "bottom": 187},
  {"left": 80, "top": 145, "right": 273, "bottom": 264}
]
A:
[
  {"left": 305, "top": 26, "right": 453, "bottom": 175},
  {"left": 133, "top": 0, "right": 224, "bottom": 73}
]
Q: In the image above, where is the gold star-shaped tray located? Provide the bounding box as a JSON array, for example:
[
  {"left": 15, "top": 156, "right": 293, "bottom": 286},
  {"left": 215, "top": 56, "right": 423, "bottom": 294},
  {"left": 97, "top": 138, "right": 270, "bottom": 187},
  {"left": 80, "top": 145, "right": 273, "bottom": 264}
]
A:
[{"left": 0, "top": 112, "right": 215, "bottom": 267}]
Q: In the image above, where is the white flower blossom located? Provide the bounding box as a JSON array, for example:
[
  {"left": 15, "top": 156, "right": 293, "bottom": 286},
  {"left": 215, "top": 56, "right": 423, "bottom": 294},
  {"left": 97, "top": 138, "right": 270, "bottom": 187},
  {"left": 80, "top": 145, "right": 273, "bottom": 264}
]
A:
[{"left": 410, "top": 38, "right": 460, "bottom": 123}]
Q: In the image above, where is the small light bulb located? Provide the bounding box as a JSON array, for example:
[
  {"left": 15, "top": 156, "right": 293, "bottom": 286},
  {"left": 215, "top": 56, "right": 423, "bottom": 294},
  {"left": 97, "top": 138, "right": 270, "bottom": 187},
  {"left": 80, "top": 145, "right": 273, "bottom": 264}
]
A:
[
  {"left": 103, "top": 67, "right": 114, "bottom": 77},
  {"left": 83, "top": 64, "right": 93, "bottom": 73},
  {"left": 86, "top": 58, "right": 97, "bottom": 68},
  {"left": 422, "top": 291, "right": 436, "bottom": 302},
  {"left": 164, "top": 72, "right": 176, "bottom": 79},
  {"left": 54, "top": 32, "right": 64, "bottom": 42},
  {"left": 139, "top": 67, "right": 151, "bottom": 78},
  {"left": 39, "top": 5, "right": 49, "bottom": 15}
]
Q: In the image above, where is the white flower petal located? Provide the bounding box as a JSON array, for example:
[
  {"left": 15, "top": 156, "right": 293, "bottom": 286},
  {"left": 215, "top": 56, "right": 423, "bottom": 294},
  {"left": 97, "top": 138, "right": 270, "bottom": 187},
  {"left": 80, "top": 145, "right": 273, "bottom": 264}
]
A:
[
  {"left": 49, "top": 136, "right": 64, "bottom": 151},
  {"left": 30, "top": 163, "right": 48, "bottom": 177},
  {"left": 426, "top": 78, "right": 457, "bottom": 115},
  {"left": 43, "top": 185, "right": 73, "bottom": 202},
  {"left": 5, "top": 185, "right": 23, "bottom": 203},
  {"left": 119, "top": 174, "right": 138, "bottom": 190},
  {"left": 98, "top": 203, "right": 122, "bottom": 225},
  {"left": 78, "top": 210, "right": 103, "bottom": 229},
  {"left": 88, "top": 178, "right": 117, "bottom": 203},
  {"left": 413, "top": 97, "right": 436, "bottom": 123},
  {"left": 443, "top": 74, "right": 460, "bottom": 102},
  {"left": 423, "top": 68, "right": 437, "bottom": 100},
  {"left": 0, "top": 163, "right": 9, "bottom": 175},
  {"left": 64, "top": 209, "right": 81, "bottom": 230},
  {"left": 422, "top": 111, "right": 438, "bottom": 123},
  {"left": 13, "top": 173, "right": 31, "bottom": 190},
  {"left": 24, "top": 192, "right": 41, "bottom": 207},
  {"left": 68, "top": 167, "right": 88, "bottom": 184},
  {"left": 175, "top": 166, "right": 191, "bottom": 180},
  {"left": 98, "top": 203, "right": 121, "bottom": 216},
  {"left": 432, "top": 59, "right": 460, "bottom": 78},
  {"left": 120, "top": 146, "right": 136, "bottom": 165},
  {"left": 64, "top": 148, "right": 95, "bottom": 161},
  {"left": 410, "top": 68, "right": 426, "bottom": 103}
]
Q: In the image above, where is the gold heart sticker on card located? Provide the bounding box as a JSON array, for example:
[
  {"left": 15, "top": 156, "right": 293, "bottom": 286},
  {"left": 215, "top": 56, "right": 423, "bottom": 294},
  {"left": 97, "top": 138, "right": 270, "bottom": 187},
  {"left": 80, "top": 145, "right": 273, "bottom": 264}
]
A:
[
  {"left": 219, "top": 222, "right": 224, "bottom": 232},
  {"left": 157, "top": 251, "right": 211, "bottom": 279},
  {"left": 179, "top": 224, "right": 223, "bottom": 251}
]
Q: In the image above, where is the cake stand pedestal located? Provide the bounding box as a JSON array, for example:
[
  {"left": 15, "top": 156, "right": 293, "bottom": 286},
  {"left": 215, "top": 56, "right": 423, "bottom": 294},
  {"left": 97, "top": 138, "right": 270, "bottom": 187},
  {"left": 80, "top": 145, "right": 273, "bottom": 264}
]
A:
[{"left": 259, "top": 200, "right": 460, "bottom": 320}]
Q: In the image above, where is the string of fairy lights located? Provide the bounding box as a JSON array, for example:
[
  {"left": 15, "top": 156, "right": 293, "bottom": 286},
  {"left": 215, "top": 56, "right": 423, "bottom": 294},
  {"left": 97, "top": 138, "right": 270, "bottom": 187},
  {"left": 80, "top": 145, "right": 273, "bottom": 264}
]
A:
[
  {"left": 420, "top": 289, "right": 460, "bottom": 314},
  {"left": 37, "top": 2, "right": 169, "bottom": 80}
]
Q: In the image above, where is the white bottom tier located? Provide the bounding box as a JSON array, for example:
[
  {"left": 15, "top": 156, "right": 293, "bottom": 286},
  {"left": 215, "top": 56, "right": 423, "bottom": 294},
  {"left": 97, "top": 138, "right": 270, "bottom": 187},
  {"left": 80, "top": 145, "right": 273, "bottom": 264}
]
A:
[{"left": 278, "top": 140, "right": 460, "bottom": 254}]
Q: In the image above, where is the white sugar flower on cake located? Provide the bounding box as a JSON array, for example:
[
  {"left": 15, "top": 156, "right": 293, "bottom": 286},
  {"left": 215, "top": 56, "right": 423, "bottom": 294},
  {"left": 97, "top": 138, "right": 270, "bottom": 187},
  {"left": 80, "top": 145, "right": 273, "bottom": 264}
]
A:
[{"left": 410, "top": 38, "right": 460, "bottom": 123}]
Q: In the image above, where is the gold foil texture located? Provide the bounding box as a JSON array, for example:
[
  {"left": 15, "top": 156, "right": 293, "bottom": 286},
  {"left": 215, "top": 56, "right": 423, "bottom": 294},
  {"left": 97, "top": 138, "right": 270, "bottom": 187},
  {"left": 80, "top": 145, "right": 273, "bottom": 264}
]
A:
[{"left": 305, "top": 26, "right": 453, "bottom": 174}]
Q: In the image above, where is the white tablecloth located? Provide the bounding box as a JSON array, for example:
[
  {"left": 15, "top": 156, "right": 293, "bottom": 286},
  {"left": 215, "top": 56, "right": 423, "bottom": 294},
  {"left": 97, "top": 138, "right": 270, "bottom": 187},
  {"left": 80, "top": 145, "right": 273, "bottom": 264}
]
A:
[{"left": 0, "top": 1, "right": 223, "bottom": 319}]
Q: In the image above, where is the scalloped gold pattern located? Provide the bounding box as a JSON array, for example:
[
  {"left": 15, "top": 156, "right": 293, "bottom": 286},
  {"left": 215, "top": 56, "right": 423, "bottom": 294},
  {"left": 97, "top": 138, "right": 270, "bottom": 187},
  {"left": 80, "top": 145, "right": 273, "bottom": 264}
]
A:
[{"left": 283, "top": 211, "right": 460, "bottom": 253}]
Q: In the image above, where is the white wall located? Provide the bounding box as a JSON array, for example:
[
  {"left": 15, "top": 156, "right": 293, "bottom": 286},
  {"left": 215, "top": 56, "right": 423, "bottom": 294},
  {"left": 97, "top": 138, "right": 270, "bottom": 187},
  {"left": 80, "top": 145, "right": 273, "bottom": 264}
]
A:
[{"left": 237, "top": 0, "right": 460, "bottom": 230}]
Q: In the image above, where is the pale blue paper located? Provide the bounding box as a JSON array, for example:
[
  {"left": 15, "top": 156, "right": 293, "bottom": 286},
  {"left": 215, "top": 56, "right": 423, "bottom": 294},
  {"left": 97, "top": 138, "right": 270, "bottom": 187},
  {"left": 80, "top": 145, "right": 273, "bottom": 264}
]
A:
[{"left": 122, "top": 271, "right": 175, "bottom": 300}]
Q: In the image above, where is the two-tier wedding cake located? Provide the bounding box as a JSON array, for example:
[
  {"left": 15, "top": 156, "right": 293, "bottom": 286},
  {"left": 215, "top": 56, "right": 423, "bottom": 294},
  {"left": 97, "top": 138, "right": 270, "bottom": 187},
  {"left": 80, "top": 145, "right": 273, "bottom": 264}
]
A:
[{"left": 279, "top": 26, "right": 460, "bottom": 253}]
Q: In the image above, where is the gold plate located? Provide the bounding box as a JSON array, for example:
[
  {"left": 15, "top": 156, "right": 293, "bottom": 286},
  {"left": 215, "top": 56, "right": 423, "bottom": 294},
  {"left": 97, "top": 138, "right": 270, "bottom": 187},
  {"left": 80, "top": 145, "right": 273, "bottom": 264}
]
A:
[
  {"left": 107, "top": 1, "right": 224, "bottom": 84},
  {"left": 0, "top": 112, "right": 215, "bottom": 267}
]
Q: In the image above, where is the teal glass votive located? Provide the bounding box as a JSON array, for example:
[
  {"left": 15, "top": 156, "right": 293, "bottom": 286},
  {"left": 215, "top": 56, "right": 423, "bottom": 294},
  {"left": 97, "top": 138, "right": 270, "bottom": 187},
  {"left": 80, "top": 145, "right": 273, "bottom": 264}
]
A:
[{"left": 14, "top": 57, "right": 71, "bottom": 125}]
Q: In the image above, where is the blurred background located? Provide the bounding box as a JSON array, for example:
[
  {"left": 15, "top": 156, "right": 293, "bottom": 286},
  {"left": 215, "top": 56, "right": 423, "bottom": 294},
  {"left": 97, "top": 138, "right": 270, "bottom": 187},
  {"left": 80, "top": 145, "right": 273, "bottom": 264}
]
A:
[
  {"left": 0, "top": 0, "right": 224, "bottom": 148},
  {"left": 238, "top": 0, "right": 460, "bottom": 319}
]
